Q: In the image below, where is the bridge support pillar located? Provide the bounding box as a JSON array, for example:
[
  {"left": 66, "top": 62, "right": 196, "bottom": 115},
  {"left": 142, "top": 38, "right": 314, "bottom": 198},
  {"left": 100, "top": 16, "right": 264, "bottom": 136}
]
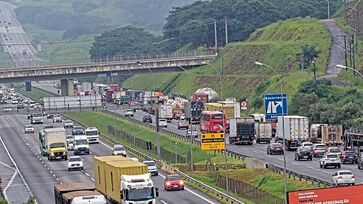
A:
[
  {"left": 60, "top": 79, "right": 74, "bottom": 96},
  {"left": 25, "top": 82, "right": 31, "bottom": 91}
]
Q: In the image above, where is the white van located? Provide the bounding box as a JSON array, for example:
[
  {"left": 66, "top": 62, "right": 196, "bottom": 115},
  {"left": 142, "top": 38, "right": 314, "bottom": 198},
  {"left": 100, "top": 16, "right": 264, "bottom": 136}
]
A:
[{"left": 85, "top": 127, "right": 100, "bottom": 143}]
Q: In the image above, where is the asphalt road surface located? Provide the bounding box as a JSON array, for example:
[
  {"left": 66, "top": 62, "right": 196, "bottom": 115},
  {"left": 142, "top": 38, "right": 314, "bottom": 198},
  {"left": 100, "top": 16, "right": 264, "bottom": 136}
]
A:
[{"left": 0, "top": 114, "right": 220, "bottom": 204}]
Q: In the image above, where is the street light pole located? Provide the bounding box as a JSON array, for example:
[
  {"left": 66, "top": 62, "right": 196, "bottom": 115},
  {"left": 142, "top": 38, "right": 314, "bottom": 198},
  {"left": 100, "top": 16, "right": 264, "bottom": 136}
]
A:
[
  {"left": 336, "top": 64, "right": 363, "bottom": 79},
  {"left": 177, "top": 65, "right": 194, "bottom": 171},
  {"left": 327, "top": 0, "right": 330, "bottom": 19},
  {"left": 255, "top": 61, "right": 287, "bottom": 204}
]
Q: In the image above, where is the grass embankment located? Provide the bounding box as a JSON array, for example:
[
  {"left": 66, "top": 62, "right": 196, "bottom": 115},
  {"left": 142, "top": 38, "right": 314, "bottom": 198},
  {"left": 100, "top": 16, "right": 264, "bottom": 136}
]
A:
[
  {"left": 17, "top": 85, "right": 55, "bottom": 101},
  {"left": 122, "top": 18, "right": 332, "bottom": 113},
  {"left": 65, "top": 111, "right": 239, "bottom": 165},
  {"left": 23, "top": 24, "right": 95, "bottom": 65}
]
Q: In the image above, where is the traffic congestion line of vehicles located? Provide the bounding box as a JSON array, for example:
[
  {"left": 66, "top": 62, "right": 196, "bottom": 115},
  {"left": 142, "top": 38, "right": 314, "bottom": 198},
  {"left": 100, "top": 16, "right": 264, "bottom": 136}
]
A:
[{"left": 23, "top": 111, "right": 186, "bottom": 203}]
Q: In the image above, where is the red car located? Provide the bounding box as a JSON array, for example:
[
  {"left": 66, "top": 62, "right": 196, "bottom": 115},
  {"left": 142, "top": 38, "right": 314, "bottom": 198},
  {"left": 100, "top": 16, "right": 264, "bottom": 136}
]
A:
[{"left": 164, "top": 174, "right": 184, "bottom": 191}]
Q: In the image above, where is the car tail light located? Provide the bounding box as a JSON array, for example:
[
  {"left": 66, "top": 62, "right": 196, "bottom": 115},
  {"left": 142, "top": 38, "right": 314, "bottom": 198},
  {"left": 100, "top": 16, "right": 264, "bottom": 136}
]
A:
[
  {"left": 338, "top": 176, "right": 342, "bottom": 179},
  {"left": 352, "top": 176, "right": 355, "bottom": 178},
  {"left": 179, "top": 180, "right": 184, "bottom": 185},
  {"left": 166, "top": 182, "right": 171, "bottom": 186}
]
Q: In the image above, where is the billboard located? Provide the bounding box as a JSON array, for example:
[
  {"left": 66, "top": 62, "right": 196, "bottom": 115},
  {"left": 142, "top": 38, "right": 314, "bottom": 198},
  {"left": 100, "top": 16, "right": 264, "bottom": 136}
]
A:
[
  {"left": 288, "top": 185, "right": 363, "bottom": 204},
  {"left": 43, "top": 95, "right": 102, "bottom": 110},
  {"left": 264, "top": 93, "right": 288, "bottom": 120}
]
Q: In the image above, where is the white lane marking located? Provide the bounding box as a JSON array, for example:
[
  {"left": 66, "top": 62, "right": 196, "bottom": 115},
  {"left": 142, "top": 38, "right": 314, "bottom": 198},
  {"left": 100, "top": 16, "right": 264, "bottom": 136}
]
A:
[
  {"left": 291, "top": 162, "right": 300, "bottom": 165},
  {"left": 99, "top": 141, "right": 113, "bottom": 150},
  {"left": 0, "top": 135, "right": 35, "bottom": 202},
  {"left": 160, "top": 200, "right": 168, "bottom": 204},
  {"left": 322, "top": 170, "right": 331, "bottom": 174},
  {"left": 277, "top": 158, "right": 283, "bottom": 161}
]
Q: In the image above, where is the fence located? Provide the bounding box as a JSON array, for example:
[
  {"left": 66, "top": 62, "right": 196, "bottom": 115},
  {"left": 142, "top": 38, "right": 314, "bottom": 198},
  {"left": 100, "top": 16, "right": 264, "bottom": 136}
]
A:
[
  {"left": 216, "top": 173, "right": 284, "bottom": 204},
  {"left": 108, "top": 126, "right": 187, "bottom": 164}
]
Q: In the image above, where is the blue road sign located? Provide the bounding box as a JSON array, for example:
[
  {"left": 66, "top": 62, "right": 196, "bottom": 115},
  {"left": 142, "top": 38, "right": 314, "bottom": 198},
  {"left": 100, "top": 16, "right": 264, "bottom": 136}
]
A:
[{"left": 264, "top": 93, "right": 288, "bottom": 120}]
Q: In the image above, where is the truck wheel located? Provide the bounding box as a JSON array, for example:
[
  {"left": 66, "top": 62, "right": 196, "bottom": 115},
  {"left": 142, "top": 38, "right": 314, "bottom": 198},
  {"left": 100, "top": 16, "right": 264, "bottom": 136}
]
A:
[
  {"left": 320, "top": 164, "right": 323, "bottom": 168},
  {"left": 68, "top": 168, "right": 70, "bottom": 171},
  {"left": 337, "top": 164, "right": 341, "bottom": 169}
]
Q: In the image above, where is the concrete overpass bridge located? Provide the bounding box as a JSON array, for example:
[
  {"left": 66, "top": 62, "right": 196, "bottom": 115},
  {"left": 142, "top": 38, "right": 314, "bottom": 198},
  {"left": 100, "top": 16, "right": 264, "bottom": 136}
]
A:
[{"left": 0, "top": 54, "right": 216, "bottom": 95}]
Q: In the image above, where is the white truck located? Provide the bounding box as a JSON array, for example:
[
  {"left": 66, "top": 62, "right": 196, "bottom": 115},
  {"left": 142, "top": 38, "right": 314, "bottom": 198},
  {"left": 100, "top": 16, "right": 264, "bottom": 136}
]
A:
[
  {"left": 277, "top": 116, "right": 309, "bottom": 151},
  {"left": 39, "top": 127, "right": 68, "bottom": 161},
  {"left": 73, "top": 135, "right": 90, "bottom": 155},
  {"left": 54, "top": 183, "right": 107, "bottom": 204},
  {"left": 159, "top": 104, "right": 173, "bottom": 122},
  {"left": 85, "top": 127, "right": 100, "bottom": 143},
  {"left": 255, "top": 122, "right": 272, "bottom": 143}
]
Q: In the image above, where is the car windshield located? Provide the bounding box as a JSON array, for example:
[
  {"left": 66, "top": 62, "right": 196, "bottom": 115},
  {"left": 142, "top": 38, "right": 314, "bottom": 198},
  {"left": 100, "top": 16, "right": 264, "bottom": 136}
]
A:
[
  {"left": 345, "top": 151, "right": 355, "bottom": 156},
  {"left": 315, "top": 145, "right": 327, "bottom": 149},
  {"left": 66, "top": 136, "right": 73, "bottom": 140},
  {"left": 49, "top": 143, "right": 65, "bottom": 148},
  {"left": 167, "top": 175, "right": 181, "bottom": 181},
  {"left": 327, "top": 154, "right": 338, "bottom": 158},
  {"left": 330, "top": 148, "right": 340, "bottom": 153},
  {"left": 85, "top": 130, "right": 98, "bottom": 135},
  {"left": 54, "top": 115, "right": 60, "bottom": 117},
  {"left": 69, "top": 157, "right": 81, "bottom": 162},
  {"left": 25, "top": 125, "right": 32, "bottom": 128},
  {"left": 144, "top": 161, "right": 155, "bottom": 167},
  {"left": 126, "top": 109, "right": 133, "bottom": 112},
  {"left": 159, "top": 119, "right": 166, "bottom": 122},
  {"left": 304, "top": 143, "right": 313, "bottom": 147},
  {"left": 33, "top": 113, "right": 42, "bottom": 117},
  {"left": 127, "top": 188, "right": 154, "bottom": 201},
  {"left": 64, "top": 120, "right": 72, "bottom": 123},
  {"left": 114, "top": 146, "right": 124, "bottom": 151},
  {"left": 75, "top": 139, "right": 88, "bottom": 145},
  {"left": 272, "top": 144, "right": 282, "bottom": 147},
  {"left": 339, "top": 172, "right": 352, "bottom": 175}
]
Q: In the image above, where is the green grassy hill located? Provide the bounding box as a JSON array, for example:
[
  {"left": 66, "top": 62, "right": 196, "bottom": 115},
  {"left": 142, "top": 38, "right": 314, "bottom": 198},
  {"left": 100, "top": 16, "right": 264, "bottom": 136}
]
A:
[{"left": 122, "top": 17, "right": 331, "bottom": 113}]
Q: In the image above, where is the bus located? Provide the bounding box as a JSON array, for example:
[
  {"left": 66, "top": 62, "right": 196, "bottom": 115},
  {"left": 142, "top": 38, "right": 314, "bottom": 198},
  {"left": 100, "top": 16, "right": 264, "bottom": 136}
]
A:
[{"left": 200, "top": 111, "right": 226, "bottom": 133}]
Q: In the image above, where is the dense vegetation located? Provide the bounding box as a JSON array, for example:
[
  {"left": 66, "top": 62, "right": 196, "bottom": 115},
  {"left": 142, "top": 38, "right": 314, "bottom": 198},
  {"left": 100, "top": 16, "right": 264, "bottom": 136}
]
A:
[
  {"left": 89, "top": 26, "right": 162, "bottom": 58},
  {"left": 89, "top": 0, "right": 342, "bottom": 58},
  {"left": 291, "top": 79, "right": 363, "bottom": 128},
  {"left": 15, "top": 6, "right": 107, "bottom": 39}
]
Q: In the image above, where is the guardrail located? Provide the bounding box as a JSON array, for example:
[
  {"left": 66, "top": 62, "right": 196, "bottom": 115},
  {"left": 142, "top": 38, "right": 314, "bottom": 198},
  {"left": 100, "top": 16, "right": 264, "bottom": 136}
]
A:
[
  {"left": 103, "top": 109, "right": 333, "bottom": 187},
  {"left": 63, "top": 114, "right": 243, "bottom": 204}
]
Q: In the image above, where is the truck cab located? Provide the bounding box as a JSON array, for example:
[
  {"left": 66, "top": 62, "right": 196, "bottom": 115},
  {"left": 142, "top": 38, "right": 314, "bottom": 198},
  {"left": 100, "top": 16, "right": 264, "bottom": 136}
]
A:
[
  {"left": 39, "top": 128, "right": 68, "bottom": 161},
  {"left": 85, "top": 127, "right": 100, "bottom": 143},
  {"left": 31, "top": 113, "right": 44, "bottom": 124},
  {"left": 121, "top": 173, "right": 159, "bottom": 204},
  {"left": 73, "top": 135, "right": 90, "bottom": 155}
]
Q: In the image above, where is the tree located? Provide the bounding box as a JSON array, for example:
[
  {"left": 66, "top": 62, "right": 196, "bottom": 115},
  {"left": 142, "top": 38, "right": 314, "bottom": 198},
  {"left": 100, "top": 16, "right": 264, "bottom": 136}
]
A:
[
  {"left": 89, "top": 26, "right": 161, "bottom": 59},
  {"left": 300, "top": 44, "right": 320, "bottom": 69}
]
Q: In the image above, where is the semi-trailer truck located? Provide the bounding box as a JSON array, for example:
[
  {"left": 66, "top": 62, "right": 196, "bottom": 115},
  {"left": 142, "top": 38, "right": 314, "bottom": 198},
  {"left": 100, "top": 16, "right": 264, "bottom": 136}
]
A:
[
  {"left": 229, "top": 117, "right": 255, "bottom": 145},
  {"left": 54, "top": 183, "right": 107, "bottom": 204},
  {"left": 310, "top": 124, "right": 343, "bottom": 145},
  {"left": 277, "top": 116, "right": 309, "bottom": 151},
  {"left": 255, "top": 122, "right": 272, "bottom": 143},
  {"left": 39, "top": 127, "right": 68, "bottom": 161},
  {"left": 94, "top": 156, "right": 159, "bottom": 204}
]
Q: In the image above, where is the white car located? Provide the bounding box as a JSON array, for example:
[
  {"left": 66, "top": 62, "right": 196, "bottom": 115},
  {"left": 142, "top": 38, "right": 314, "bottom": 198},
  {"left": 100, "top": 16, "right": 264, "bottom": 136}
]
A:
[
  {"left": 143, "top": 160, "right": 158, "bottom": 176},
  {"left": 53, "top": 114, "right": 62, "bottom": 123},
  {"left": 112, "top": 144, "right": 127, "bottom": 156},
  {"left": 158, "top": 119, "right": 167, "bottom": 128},
  {"left": 66, "top": 135, "right": 74, "bottom": 151},
  {"left": 319, "top": 153, "right": 341, "bottom": 169},
  {"left": 11, "top": 100, "right": 18, "bottom": 104},
  {"left": 332, "top": 170, "right": 355, "bottom": 186},
  {"left": 24, "top": 124, "right": 34, "bottom": 133},
  {"left": 67, "top": 156, "right": 83, "bottom": 171},
  {"left": 301, "top": 142, "right": 313, "bottom": 149},
  {"left": 124, "top": 109, "right": 134, "bottom": 117},
  {"left": 64, "top": 120, "right": 74, "bottom": 128}
]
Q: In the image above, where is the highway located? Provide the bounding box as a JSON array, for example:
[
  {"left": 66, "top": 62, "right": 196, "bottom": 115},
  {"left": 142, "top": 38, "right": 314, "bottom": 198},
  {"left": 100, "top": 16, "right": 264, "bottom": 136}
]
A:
[
  {"left": 0, "top": 113, "right": 219, "bottom": 204},
  {"left": 32, "top": 81, "right": 363, "bottom": 185},
  {"left": 0, "top": 1, "right": 39, "bottom": 68}
]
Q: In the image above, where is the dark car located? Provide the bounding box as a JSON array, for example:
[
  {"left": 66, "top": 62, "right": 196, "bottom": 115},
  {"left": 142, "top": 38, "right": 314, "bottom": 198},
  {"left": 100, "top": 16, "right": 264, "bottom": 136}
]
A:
[
  {"left": 294, "top": 146, "right": 313, "bottom": 161},
  {"left": 341, "top": 151, "right": 358, "bottom": 164},
  {"left": 267, "top": 143, "right": 284, "bottom": 155},
  {"left": 142, "top": 115, "right": 152, "bottom": 123},
  {"left": 164, "top": 174, "right": 184, "bottom": 191},
  {"left": 147, "top": 107, "right": 155, "bottom": 115},
  {"left": 72, "top": 126, "right": 85, "bottom": 135}
]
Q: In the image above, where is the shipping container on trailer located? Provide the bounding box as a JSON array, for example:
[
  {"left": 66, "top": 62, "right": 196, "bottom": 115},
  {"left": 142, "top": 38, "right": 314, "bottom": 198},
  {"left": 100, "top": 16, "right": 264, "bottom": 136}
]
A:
[{"left": 277, "top": 116, "right": 309, "bottom": 151}]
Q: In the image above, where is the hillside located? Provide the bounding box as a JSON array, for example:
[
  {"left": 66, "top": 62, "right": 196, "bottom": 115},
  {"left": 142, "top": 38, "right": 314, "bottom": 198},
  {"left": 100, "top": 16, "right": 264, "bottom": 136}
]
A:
[{"left": 122, "top": 18, "right": 331, "bottom": 113}]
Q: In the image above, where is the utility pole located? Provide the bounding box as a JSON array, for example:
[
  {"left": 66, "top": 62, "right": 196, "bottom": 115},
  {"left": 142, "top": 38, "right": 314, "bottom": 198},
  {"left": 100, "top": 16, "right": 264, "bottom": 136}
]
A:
[
  {"left": 327, "top": 0, "right": 330, "bottom": 19},
  {"left": 156, "top": 103, "right": 161, "bottom": 160},
  {"left": 349, "top": 35, "right": 353, "bottom": 68},
  {"left": 224, "top": 18, "right": 228, "bottom": 45},
  {"left": 214, "top": 19, "right": 218, "bottom": 50},
  {"left": 352, "top": 34, "right": 356, "bottom": 75},
  {"left": 344, "top": 36, "right": 348, "bottom": 70}
]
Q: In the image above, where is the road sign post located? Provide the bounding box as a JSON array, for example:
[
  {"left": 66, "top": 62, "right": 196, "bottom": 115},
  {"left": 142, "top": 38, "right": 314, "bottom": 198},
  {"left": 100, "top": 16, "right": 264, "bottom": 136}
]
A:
[
  {"left": 264, "top": 93, "right": 288, "bottom": 120},
  {"left": 200, "top": 133, "right": 225, "bottom": 151}
]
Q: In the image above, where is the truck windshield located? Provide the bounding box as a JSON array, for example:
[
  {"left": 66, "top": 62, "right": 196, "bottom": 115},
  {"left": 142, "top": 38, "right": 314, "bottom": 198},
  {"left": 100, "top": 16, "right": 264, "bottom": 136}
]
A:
[
  {"left": 33, "top": 113, "right": 42, "bottom": 117},
  {"left": 127, "top": 188, "right": 154, "bottom": 201},
  {"left": 75, "top": 139, "right": 88, "bottom": 145},
  {"left": 86, "top": 130, "right": 98, "bottom": 136},
  {"left": 50, "top": 143, "right": 65, "bottom": 148}
]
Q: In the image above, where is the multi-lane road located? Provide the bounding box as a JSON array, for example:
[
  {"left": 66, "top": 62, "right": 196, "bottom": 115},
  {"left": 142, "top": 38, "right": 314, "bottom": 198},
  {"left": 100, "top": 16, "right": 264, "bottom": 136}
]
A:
[
  {"left": 0, "top": 1, "right": 39, "bottom": 68},
  {"left": 33, "top": 81, "right": 363, "bottom": 185},
  {"left": 0, "top": 107, "right": 220, "bottom": 204}
]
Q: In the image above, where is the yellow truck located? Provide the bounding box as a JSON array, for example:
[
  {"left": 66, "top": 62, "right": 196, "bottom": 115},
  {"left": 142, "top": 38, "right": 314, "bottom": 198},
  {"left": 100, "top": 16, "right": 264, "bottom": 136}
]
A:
[
  {"left": 94, "top": 156, "right": 159, "bottom": 204},
  {"left": 39, "top": 127, "right": 67, "bottom": 161},
  {"left": 204, "top": 102, "right": 239, "bottom": 119}
]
